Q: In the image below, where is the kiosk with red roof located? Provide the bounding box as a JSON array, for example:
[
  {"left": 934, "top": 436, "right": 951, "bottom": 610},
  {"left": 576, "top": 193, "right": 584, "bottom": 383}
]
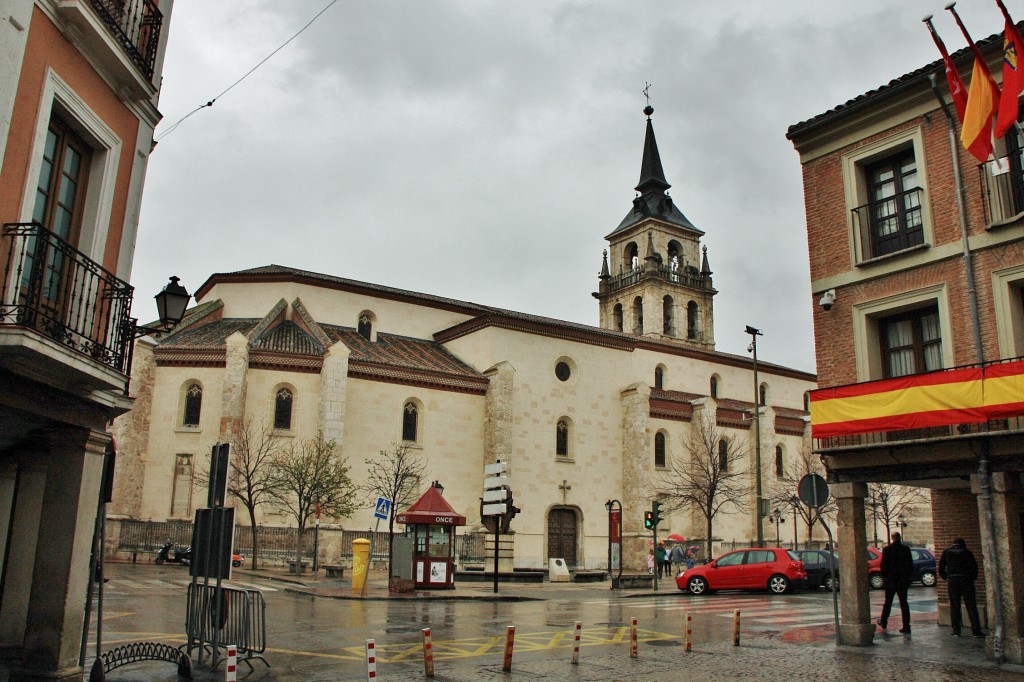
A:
[{"left": 395, "top": 482, "right": 466, "bottom": 589}]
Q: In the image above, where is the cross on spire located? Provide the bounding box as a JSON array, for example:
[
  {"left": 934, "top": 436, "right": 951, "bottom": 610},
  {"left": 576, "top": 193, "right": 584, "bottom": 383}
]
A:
[{"left": 643, "top": 82, "right": 652, "bottom": 107}]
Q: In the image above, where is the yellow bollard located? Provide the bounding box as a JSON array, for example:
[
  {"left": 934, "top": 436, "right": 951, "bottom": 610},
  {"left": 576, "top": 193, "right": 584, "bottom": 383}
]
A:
[
  {"left": 733, "top": 609, "right": 740, "bottom": 646},
  {"left": 352, "top": 539, "right": 371, "bottom": 592}
]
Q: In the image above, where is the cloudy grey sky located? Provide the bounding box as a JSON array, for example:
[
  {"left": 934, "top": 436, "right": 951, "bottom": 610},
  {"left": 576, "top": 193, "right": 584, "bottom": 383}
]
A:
[{"left": 130, "top": 0, "right": 1014, "bottom": 374}]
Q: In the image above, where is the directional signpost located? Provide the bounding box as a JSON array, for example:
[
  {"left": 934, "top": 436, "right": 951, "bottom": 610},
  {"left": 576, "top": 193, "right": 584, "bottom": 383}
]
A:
[{"left": 483, "top": 461, "right": 510, "bottom": 594}]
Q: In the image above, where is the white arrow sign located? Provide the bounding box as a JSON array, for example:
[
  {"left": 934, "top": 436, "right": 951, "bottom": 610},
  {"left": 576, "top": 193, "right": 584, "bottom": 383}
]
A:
[
  {"left": 484, "top": 475, "right": 509, "bottom": 489},
  {"left": 483, "top": 488, "right": 508, "bottom": 502},
  {"left": 484, "top": 461, "right": 508, "bottom": 476},
  {"left": 482, "top": 503, "right": 508, "bottom": 516}
]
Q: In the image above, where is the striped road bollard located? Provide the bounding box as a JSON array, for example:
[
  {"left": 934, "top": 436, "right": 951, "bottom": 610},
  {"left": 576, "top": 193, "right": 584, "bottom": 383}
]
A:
[
  {"left": 365, "top": 639, "right": 377, "bottom": 680},
  {"left": 422, "top": 627, "right": 434, "bottom": 678},
  {"left": 502, "top": 626, "right": 515, "bottom": 672},
  {"left": 733, "top": 609, "right": 741, "bottom": 646},
  {"left": 629, "top": 617, "right": 638, "bottom": 659},
  {"left": 225, "top": 645, "right": 237, "bottom": 682},
  {"left": 571, "top": 621, "right": 582, "bottom": 665},
  {"left": 685, "top": 613, "right": 692, "bottom": 652}
]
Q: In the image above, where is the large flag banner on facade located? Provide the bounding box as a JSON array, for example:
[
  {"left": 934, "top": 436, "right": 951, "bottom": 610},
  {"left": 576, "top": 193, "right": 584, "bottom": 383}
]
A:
[
  {"left": 995, "top": 0, "right": 1024, "bottom": 138},
  {"left": 925, "top": 16, "right": 968, "bottom": 121}
]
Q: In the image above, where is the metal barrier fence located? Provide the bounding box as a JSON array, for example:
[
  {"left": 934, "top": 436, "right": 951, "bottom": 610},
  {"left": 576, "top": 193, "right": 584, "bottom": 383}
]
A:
[
  {"left": 184, "top": 582, "right": 268, "bottom": 671},
  {"left": 458, "top": 532, "right": 487, "bottom": 565}
]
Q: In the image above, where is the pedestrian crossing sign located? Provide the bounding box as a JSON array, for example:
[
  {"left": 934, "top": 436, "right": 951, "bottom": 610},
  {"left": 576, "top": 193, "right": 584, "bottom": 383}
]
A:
[{"left": 374, "top": 497, "right": 391, "bottom": 520}]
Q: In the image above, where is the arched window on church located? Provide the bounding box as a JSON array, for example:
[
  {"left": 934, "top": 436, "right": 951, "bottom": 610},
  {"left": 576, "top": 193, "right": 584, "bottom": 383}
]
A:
[
  {"left": 183, "top": 383, "right": 202, "bottom": 427},
  {"left": 654, "top": 432, "right": 666, "bottom": 468},
  {"left": 663, "top": 295, "right": 674, "bottom": 335},
  {"left": 613, "top": 304, "right": 623, "bottom": 331},
  {"left": 274, "top": 387, "right": 294, "bottom": 430},
  {"left": 775, "top": 445, "right": 784, "bottom": 478},
  {"left": 402, "top": 402, "right": 419, "bottom": 443},
  {"left": 710, "top": 374, "right": 719, "bottom": 399},
  {"left": 358, "top": 315, "right": 372, "bottom": 340},
  {"left": 625, "top": 242, "right": 639, "bottom": 271},
  {"left": 654, "top": 366, "right": 664, "bottom": 389},
  {"left": 687, "top": 301, "right": 699, "bottom": 340},
  {"left": 556, "top": 418, "right": 573, "bottom": 459},
  {"left": 718, "top": 439, "right": 729, "bottom": 472},
  {"left": 633, "top": 297, "right": 644, "bottom": 334},
  {"left": 759, "top": 382, "right": 768, "bottom": 407}
]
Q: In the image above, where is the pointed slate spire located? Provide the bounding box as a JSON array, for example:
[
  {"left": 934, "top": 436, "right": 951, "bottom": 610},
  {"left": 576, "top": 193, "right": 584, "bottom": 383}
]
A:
[
  {"left": 636, "top": 105, "right": 671, "bottom": 196},
  {"left": 600, "top": 249, "right": 610, "bottom": 279},
  {"left": 701, "top": 245, "right": 712, "bottom": 275},
  {"left": 645, "top": 231, "right": 659, "bottom": 265}
]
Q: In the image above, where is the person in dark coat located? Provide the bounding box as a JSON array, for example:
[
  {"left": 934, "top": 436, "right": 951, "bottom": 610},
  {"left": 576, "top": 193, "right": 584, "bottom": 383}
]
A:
[
  {"left": 876, "top": 532, "right": 914, "bottom": 634},
  {"left": 939, "top": 538, "right": 986, "bottom": 638}
]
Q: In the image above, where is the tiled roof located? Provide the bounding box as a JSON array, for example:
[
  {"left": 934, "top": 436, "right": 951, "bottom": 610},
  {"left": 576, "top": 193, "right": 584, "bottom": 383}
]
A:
[
  {"left": 325, "top": 327, "right": 482, "bottom": 379},
  {"left": 252, "top": 320, "right": 324, "bottom": 355},
  {"left": 786, "top": 27, "right": 1005, "bottom": 139},
  {"left": 158, "top": 319, "right": 258, "bottom": 348}
]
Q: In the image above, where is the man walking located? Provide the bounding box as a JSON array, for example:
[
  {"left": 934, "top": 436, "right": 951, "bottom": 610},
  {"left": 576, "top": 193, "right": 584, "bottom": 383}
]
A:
[
  {"left": 876, "top": 532, "right": 914, "bottom": 634},
  {"left": 939, "top": 538, "right": 986, "bottom": 638}
]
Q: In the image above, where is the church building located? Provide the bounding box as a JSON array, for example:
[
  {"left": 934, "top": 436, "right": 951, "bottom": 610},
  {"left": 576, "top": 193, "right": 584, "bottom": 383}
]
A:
[{"left": 111, "top": 107, "right": 817, "bottom": 571}]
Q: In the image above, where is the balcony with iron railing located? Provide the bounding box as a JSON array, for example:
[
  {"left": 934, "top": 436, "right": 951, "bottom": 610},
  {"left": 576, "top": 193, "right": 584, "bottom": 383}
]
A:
[
  {"left": 979, "top": 148, "right": 1024, "bottom": 226},
  {"left": 55, "top": 0, "right": 163, "bottom": 97},
  {"left": 850, "top": 187, "right": 926, "bottom": 264},
  {"left": 599, "top": 261, "right": 714, "bottom": 296},
  {"left": 1, "top": 222, "right": 135, "bottom": 382}
]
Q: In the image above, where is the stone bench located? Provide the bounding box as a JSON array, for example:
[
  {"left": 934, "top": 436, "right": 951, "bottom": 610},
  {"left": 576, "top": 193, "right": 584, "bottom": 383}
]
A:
[
  {"left": 322, "top": 564, "right": 345, "bottom": 579},
  {"left": 572, "top": 570, "right": 607, "bottom": 583},
  {"left": 287, "top": 560, "right": 310, "bottom": 574},
  {"left": 612, "top": 574, "right": 656, "bottom": 589}
]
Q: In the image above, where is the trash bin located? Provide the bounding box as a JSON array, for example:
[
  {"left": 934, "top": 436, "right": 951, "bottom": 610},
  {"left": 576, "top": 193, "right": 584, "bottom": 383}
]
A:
[{"left": 352, "top": 539, "right": 370, "bottom": 591}]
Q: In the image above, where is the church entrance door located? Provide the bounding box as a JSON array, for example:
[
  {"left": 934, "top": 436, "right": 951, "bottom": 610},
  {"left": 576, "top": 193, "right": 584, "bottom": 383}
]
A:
[{"left": 547, "top": 508, "right": 578, "bottom": 567}]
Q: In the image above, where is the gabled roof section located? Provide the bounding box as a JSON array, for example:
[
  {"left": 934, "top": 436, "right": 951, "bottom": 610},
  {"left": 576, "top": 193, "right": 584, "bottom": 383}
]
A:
[
  {"left": 786, "top": 26, "right": 1006, "bottom": 140},
  {"left": 251, "top": 320, "right": 325, "bottom": 355},
  {"left": 326, "top": 327, "right": 483, "bottom": 380},
  {"left": 608, "top": 106, "right": 702, "bottom": 238},
  {"left": 194, "top": 265, "right": 489, "bottom": 316}
]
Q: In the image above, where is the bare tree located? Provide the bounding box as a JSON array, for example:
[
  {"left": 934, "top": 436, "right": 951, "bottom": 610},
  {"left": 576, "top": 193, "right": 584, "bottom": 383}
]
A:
[
  {"left": 766, "top": 446, "right": 836, "bottom": 549},
  {"left": 868, "top": 483, "right": 929, "bottom": 546},
  {"left": 269, "top": 431, "right": 357, "bottom": 568},
  {"left": 362, "top": 442, "right": 428, "bottom": 578},
  {"left": 222, "top": 419, "right": 283, "bottom": 569},
  {"left": 652, "top": 413, "right": 748, "bottom": 559}
]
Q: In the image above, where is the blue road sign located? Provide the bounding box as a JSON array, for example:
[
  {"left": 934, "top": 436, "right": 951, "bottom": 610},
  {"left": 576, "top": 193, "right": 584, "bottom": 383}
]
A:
[{"left": 374, "top": 497, "right": 392, "bottom": 520}]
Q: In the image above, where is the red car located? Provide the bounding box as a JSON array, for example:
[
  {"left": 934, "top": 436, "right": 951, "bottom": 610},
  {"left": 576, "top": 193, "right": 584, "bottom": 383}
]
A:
[
  {"left": 675, "top": 548, "right": 807, "bottom": 595},
  {"left": 867, "top": 547, "right": 884, "bottom": 589}
]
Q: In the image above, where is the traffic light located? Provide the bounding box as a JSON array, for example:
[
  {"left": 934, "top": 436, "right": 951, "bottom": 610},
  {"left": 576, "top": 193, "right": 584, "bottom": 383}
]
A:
[
  {"left": 652, "top": 500, "right": 662, "bottom": 527},
  {"left": 643, "top": 511, "right": 654, "bottom": 529}
]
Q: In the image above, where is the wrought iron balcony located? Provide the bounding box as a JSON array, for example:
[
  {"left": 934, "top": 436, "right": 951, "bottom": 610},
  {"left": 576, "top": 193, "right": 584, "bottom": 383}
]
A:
[
  {"left": 850, "top": 187, "right": 925, "bottom": 264},
  {"left": 88, "top": 0, "right": 163, "bottom": 80},
  {"left": 1, "top": 222, "right": 134, "bottom": 375},
  {"left": 599, "top": 262, "right": 714, "bottom": 296},
  {"left": 979, "top": 149, "right": 1024, "bottom": 225}
]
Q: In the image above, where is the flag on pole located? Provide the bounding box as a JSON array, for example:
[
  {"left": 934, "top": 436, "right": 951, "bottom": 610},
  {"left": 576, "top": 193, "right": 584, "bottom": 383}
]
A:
[
  {"left": 995, "top": 0, "right": 1024, "bottom": 138},
  {"left": 925, "top": 17, "right": 968, "bottom": 122},
  {"left": 948, "top": 4, "right": 1001, "bottom": 161}
]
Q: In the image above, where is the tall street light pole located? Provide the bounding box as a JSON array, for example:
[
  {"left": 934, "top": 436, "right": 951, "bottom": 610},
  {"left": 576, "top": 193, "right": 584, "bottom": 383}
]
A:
[{"left": 746, "top": 325, "right": 764, "bottom": 546}]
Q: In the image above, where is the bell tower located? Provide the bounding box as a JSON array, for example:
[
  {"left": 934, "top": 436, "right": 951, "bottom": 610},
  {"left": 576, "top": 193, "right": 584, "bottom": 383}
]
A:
[{"left": 594, "top": 105, "right": 716, "bottom": 348}]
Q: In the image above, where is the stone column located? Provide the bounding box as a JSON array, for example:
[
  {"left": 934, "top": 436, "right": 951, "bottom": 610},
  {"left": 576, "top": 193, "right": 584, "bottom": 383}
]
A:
[
  {"left": 974, "top": 472, "right": 1024, "bottom": 664},
  {"left": 220, "top": 331, "right": 250, "bottom": 440},
  {"left": 15, "top": 428, "right": 109, "bottom": 681},
  {"left": 832, "top": 481, "right": 873, "bottom": 646},
  {"left": 620, "top": 382, "right": 651, "bottom": 571},
  {"left": 319, "top": 341, "right": 350, "bottom": 444},
  {"left": 483, "top": 362, "right": 515, "bottom": 467},
  {"left": 110, "top": 339, "right": 157, "bottom": 518},
  {"left": 0, "top": 461, "right": 45, "bottom": 649}
]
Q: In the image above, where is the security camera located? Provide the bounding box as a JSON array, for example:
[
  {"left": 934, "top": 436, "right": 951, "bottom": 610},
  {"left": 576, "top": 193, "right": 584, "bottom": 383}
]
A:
[{"left": 819, "top": 289, "right": 836, "bottom": 312}]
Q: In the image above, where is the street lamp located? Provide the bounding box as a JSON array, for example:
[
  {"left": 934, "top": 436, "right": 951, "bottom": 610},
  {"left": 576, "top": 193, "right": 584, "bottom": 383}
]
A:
[
  {"left": 766, "top": 508, "right": 785, "bottom": 547},
  {"left": 123, "top": 276, "right": 191, "bottom": 394},
  {"left": 789, "top": 495, "right": 800, "bottom": 549},
  {"left": 746, "top": 324, "right": 764, "bottom": 546},
  {"left": 432, "top": 480, "right": 445, "bottom": 495}
]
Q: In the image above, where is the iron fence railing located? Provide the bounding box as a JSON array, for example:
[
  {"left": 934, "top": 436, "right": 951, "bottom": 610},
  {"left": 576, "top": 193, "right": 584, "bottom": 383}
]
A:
[
  {"left": 457, "top": 532, "right": 487, "bottom": 565},
  {"left": 599, "top": 262, "right": 713, "bottom": 297},
  {"left": 89, "top": 0, "right": 163, "bottom": 80},
  {"left": 1, "top": 222, "right": 134, "bottom": 374},
  {"left": 850, "top": 187, "right": 925, "bottom": 263}
]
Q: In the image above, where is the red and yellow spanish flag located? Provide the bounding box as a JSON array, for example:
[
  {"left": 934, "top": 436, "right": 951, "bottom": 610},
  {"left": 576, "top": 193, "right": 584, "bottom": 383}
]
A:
[
  {"left": 995, "top": 0, "right": 1024, "bottom": 139},
  {"left": 949, "top": 4, "right": 1001, "bottom": 161},
  {"left": 925, "top": 17, "right": 968, "bottom": 122},
  {"left": 810, "top": 360, "right": 1024, "bottom": 439}
]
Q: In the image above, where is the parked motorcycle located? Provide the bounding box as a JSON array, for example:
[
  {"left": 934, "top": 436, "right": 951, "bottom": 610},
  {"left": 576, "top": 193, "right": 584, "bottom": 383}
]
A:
[
  {"left": 232, "top": 552, "right": 243, "bottom": 568},
  {"left": 155, "top": 541, "right": 191, "bottom": 566}
]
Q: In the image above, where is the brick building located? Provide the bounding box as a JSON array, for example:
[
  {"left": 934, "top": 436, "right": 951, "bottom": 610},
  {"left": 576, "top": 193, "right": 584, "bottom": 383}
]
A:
[
  {"left": 788, "top": 27, "right": 1024, "bottom": 663},
  {"left": 0, "top": 2, "right": 177, "bottom": 680}
]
